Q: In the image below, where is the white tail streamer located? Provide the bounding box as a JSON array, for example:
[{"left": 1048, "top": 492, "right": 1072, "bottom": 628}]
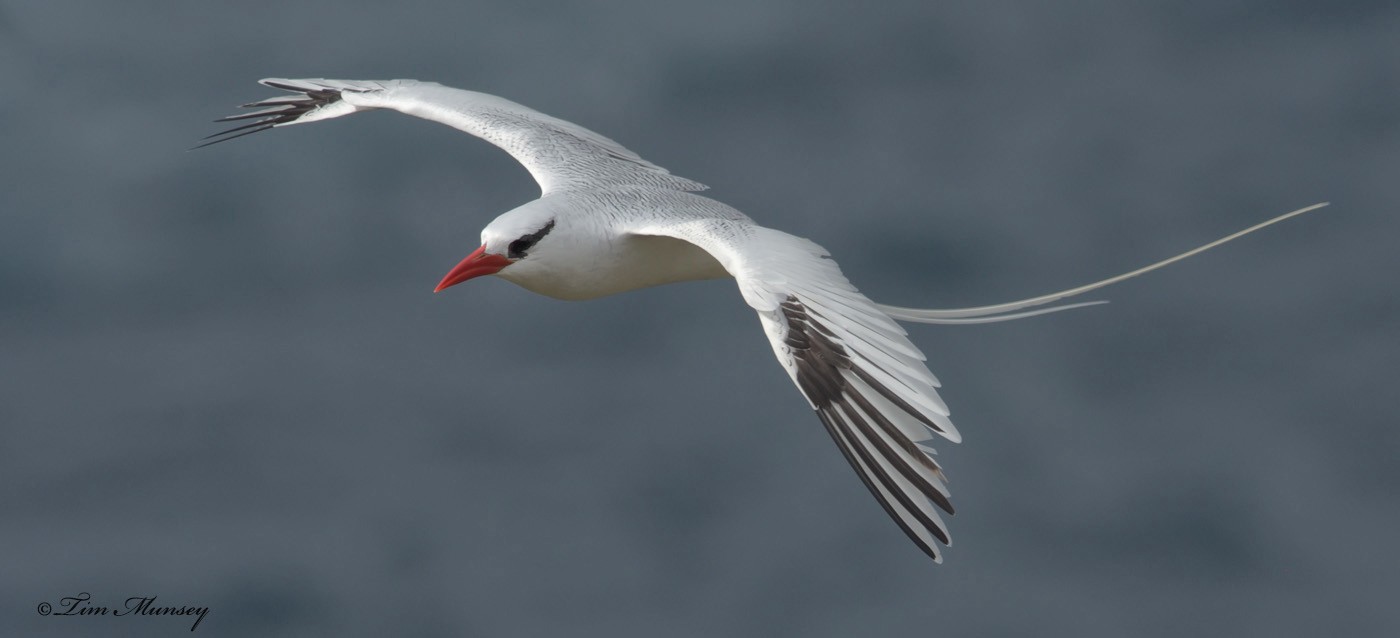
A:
[{"left": 878, "top": 203, "right": 1330, "bottom": 325}]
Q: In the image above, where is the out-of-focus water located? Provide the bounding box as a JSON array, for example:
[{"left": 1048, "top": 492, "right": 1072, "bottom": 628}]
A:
[{"left": 3, "top": 2, "right": 1397, "bottom": 636}]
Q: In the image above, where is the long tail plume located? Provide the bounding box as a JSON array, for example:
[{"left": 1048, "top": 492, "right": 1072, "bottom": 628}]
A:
[{"left": 877, "top": 202, "right": 1330, "bottom": 325}]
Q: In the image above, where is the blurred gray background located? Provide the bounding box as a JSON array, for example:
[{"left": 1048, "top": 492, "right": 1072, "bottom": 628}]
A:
[{"left": 3, "top": 1, "right": 1398, "bottom": 636}]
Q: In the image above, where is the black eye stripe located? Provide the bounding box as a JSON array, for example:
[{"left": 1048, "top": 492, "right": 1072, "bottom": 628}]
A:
[{"left": 508, "top": 219, "right": 556, "bottom": 259}]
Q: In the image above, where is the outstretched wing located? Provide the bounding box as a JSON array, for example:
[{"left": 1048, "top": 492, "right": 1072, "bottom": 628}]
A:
[
  {"left": 630, "top": 218, "right": 961, "bottom": 562},
  {"left": 201, "top": 78, "right": 707, "bottom": 195}
]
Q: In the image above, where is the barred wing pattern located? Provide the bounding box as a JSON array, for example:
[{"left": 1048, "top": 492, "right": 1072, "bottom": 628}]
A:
[{"left": 631, "top": 220, "right": 961, "bottom": 561}]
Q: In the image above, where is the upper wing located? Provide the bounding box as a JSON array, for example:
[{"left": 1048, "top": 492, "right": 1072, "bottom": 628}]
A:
[
  {"left": 629, "top": 217, "right": 961, "bottom": 562},
  {"left": 201, "top": 78, "right": 707, "bottom": 195}
]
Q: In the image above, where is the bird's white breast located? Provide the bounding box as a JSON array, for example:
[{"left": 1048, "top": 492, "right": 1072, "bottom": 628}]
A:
[{"left": 499, "top": 225, "right": 730, "bottom": 300}]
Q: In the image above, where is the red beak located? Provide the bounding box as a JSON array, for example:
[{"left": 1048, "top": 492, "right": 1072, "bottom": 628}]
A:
[{"left": 435, "top": 245, "right": 512, "bottom": 292}]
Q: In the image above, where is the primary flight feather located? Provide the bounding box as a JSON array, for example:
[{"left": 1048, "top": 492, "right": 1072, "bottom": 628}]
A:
[{"left": 204, "top": 78, "right": 1326, "bottom": 562}]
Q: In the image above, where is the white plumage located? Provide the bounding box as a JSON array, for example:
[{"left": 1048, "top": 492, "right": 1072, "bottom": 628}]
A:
[{"left": 205, "top": 78, "right": 1326, "bottom": 562}]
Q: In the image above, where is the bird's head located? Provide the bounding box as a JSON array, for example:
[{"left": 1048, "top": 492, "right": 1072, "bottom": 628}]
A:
[{"left": 434, "top": 207, "right": 559, "bottom": 293}]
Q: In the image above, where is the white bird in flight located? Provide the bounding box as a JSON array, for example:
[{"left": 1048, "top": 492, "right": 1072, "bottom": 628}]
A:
[{"left": 204, "top": 78, "right": 1326, "bottom": 563}]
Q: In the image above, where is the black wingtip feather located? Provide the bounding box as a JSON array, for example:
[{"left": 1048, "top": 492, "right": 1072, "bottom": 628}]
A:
[
  {"left": 261, "top": 80, "right": 310, "bottom": 92},
  {"left": 203, "top": 118, "right": 278, "bottom": 139},
  {"left": 782, "top": 294, "right": 954, "bottom": 559},
  {"left": 842, "top": 389, "right": 955, "bottom": 515},
  {"left": 818, "top": 408, "right": 944, "bottom": 560},
  {"left": 196, "top": 81, "right": 348, "bottom": 150},
  {"left": 214, "top": 109, "right": 293, "bottom": 123},
  {"left": 832, "top": 399, "right": 951, "bottom": 546}
]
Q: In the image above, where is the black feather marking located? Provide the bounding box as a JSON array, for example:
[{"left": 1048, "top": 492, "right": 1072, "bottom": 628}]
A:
[
  {"left": 840, "top": 390, "right": 954, "bottom": 514},
  {"left": 831, "top": 399, "right": 951, "bottom": 546},
  {"left": 196, "top": 82, "right": 348, "bottom": 149},
  {"left": 202, "top": 118, "right": 279, "bottom": 139},
  {"left": 260, "top": 80, "right": 317, "bottom": 93},
  {"left": 800, "top": 303, "right": 948, "bottom": 434},
  {"left": 190, "top": 124, "right": 276, "bottom": 149},
  {"left": 215, "top": 108, "right": 295, "bottom": 123},
  {"left": 781, "top": 294, "right": 953, "bottom": 557},
  {"left": 240, "top": 97, "right": 314, "bottom": 108},
  {"left": 817, "top": 408, "right": 943, "bottom": 560},
  {"left": 507, "top": 219, "right": 556, "bottom": 259},
  {"left": 847, "top": 365, "right": 950, "bottom": 435}
]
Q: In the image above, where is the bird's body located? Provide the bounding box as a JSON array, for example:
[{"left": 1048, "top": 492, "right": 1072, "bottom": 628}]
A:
[
  {"left": 484, "top": 188, "right": 738, "bottom": 300},
  {"left": 206, "top": 78, "right": 1326, "bottom": 563}
]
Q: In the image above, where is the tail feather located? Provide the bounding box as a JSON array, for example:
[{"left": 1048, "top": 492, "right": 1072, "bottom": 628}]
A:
[{"left": 878, "top": 203, "right": 1330, "bottom": 325}]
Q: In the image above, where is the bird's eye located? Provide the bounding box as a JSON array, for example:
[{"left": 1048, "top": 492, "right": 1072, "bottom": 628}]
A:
[{"left": 507, "top": 220, "right": 556, "bottom": 259}]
